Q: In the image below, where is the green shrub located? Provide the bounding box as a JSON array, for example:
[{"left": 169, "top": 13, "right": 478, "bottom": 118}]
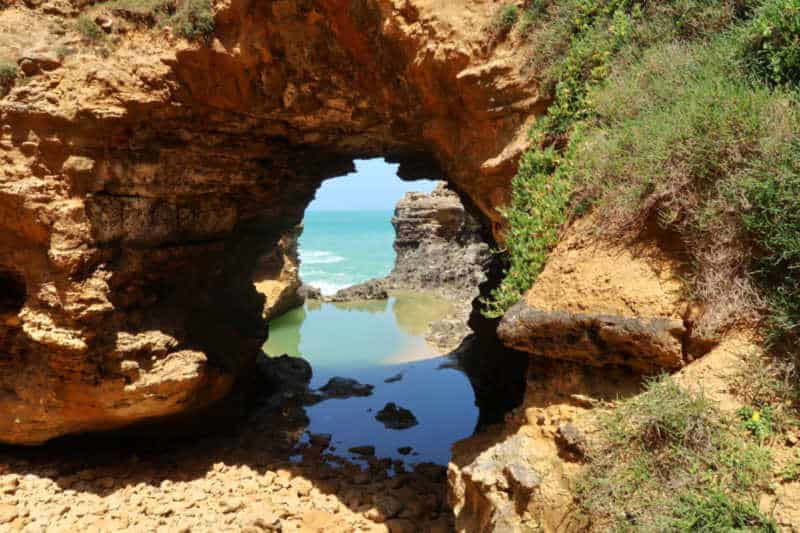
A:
[
  {"left": 491, "top": 3, "right": 520, "bottom": 36},
  {"left": 0, "top": 61, "right": 16, "bottom": 84},
  {"left": 741, "top": 0, "right": 800, "bottom": 88},
  {"left": 168, "top": 0, "right": 214, "bottom": 41},
  {"left": 483, "top": 0, "right": 747, "bottom": 317},
  {"left": 76, "top": 14, "right": 104, "bottom": 41},
  {"left": 737, "top": 140, "right": 800, "bottom": 348},
  {"left": 76, "top": 0, "right": 214, "bottom": 42},
  {"left": 738, "top": 405, "right": 775, "bottom": 443},
  {"left": 577, "top": 376, "right": 774, "bottom": 530},
  {"left": 481, "top": 145, "right": 571, "bottom": 317}
]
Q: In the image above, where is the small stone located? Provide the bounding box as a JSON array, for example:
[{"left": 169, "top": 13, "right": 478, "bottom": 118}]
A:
[
  {"left": 308, "top": 433, "right": 332, "bottom": 449},
  {"left": 220, "top": 497, "right": 243, "bottom": 514},
  {"left": 0, "top": 476, "right": 19, "bottom": 494},
  {"left": 0, "top": 503, "right": 18, "bottom": 524},
  {"left": 386, "top": 518, "right": 416, "bottom": 533},
  {"left": 94, "top": 14, "right": 114, "bottom": 33},
  {"left": 374, "top": 494, "right": 404, "bottom": 519},
  {"left": 349, "top": 446, "right": 375, "bottom": 457},
  {"left": 384, "top": 373, "right": 403, "bottom": 383},
  {"left": 556, "top": 422, "right": 588, "bottom": 459},
  {"left": 397, "top": 447, "right": 412, "bottom": 455}
]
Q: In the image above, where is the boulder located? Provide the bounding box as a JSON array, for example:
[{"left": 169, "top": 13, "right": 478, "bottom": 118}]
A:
[
  {"left": 318, "top": 377, "right": 374, "bottom": 399},
  {"left": 375, "top": 403, "right": 418, "bottom": 430}
]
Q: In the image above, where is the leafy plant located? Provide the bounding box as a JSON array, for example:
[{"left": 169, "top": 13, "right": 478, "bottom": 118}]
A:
[
  {"left": 778, "top": 450, "right": 800, "bottom": 481},
  {"left": 0, "top": 61, "right": 16, "bottom": 84},
  {"left": 171, "top": 0, "right": 215, "bottom": 41},
  {"left": 490, "top": 3, "right": 520, "bottom": 36},
  {"left": 741, "top": 0, "right": 800, "bottom": 88},
  {"left": 738, "top": 405, "right": 775, "bottom": 443},
  {"left": 481, "top": 144, "right": 571, "bottom": 317}
]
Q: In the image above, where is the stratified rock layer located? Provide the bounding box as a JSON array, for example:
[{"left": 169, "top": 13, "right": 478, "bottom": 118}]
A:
[
  {"left": 0, "top": 0, "right": 541, "bottom": 444},
  {"left": 497, "top": 217, "right": 704, "bottom": 373},
  {"left": 388, "top": 182, "right": 491, "bottom": 300}
]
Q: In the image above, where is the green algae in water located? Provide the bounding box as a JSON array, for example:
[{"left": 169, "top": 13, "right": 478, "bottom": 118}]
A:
[{"left": 263, "top": 292, "right": 476, "bottom": 466}]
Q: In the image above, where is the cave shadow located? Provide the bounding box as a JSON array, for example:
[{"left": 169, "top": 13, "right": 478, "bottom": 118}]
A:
[{"left": 0, "top": 340, "right": 502, "bottom": 529}]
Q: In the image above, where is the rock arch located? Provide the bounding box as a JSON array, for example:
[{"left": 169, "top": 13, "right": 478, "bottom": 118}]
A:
[{"left": 0, "top": 0, "right": 541, "bottom": 444}]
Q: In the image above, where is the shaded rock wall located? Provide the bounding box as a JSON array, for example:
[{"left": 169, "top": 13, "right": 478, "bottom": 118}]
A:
[
  {"left": 254, "top": 226, "right": 303, "bottom": 321},
  {"left": 0, "top": 0, "right": 542, "bottom": 443}
]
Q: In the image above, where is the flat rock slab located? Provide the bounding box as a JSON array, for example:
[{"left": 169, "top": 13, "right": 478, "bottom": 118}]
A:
[{"left": 498, "top": 301, "right": 687, "bottom": 373}]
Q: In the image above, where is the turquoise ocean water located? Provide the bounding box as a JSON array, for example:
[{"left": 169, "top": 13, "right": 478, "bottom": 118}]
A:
[{"left": 299, "top": 210, "right": 396, "bottom": 295}]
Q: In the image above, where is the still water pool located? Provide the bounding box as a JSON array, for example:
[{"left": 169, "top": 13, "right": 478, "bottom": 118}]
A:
[{"left": 263, "top": 291, "right": 478, "bottom": 466}]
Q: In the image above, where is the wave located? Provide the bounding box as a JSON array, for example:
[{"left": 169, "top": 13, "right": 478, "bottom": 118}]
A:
[
  {"left": 310, "top": 281, "right": 350, "bottom": 296},
  {"left": 301, "top": 250, "right": 346, "bottom": 265}
]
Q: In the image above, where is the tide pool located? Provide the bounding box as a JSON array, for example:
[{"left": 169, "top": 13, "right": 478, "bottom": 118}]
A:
[{"left": 263, "top": 292, "right": 478, "bottom": 466}]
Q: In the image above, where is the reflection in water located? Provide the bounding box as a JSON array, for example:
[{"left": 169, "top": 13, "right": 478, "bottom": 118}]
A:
[
  {"left": 330, "top": 298, "right": 389, "bottom": 314},
  {"left": 263, "top": 292, "right": 476, "bottom": 466},
  {"left": 390, "top": 290, "right": 454, "bottom": 337}
]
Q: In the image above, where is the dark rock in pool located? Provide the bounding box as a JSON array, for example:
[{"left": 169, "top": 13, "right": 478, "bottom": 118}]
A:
[
  {"left": 349, "top": 445, "right": 376, "bottom": 457},
  {"left": 398, "top": 446, "right": 413, "bottom": 455},
  {"left": 375, "top": 402, "right": 418, "bottom": 430},
  {"left": 384, "top": 373, "right": 403, "bottom": 383},
  {"left": 257, "top": 354, "right": 312, "bottom": 391},
  {"left": 319, "top": 377, "right": 374, "bottom": 398},
  {"left": 309, "top": 433, "right": 332, "bottom": 449},
  {"left": 327, "top": 279, "right": 388, "bottom": 302}
]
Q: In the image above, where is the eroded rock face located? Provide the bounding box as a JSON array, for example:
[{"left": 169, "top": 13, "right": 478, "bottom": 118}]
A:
[
  {"left": 0, "top": 0, "right": 541, "bottom": 443},
  {"left": 254, "top": 226, "right": 304, "bottom": 320},
  {"left": 497, "top": 217, "right": 709, "bottom": 373},
  {"left": 388, "top": 182, "right": 491, "bottom": 300}
]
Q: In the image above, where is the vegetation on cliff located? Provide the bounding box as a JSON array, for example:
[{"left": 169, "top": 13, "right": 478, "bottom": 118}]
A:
[
  {"left": 76, "top": 0, "right": 215, "bottom": 41},
  {"left": 485, "top": 0, "right": 800, "bottom": 357},
  {"left": 579, "top": 376, "right": 777, "bottom": 531}
]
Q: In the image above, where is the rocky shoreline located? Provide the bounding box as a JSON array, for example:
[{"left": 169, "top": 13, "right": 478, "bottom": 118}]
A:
[{"left": 0, "top": 360, "right": 452, "bottom": 533}]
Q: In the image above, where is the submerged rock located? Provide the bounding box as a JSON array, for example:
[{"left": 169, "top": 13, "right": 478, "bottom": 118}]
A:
[
  {"left": 348, "top": 445, "right": 376, "bottom": 457},
  {"left": 384, "top": 373, "right": 403, "bottom": 384},
  {"left": 318, "top": 377, "right": 374, "bottom": 399},
  {"left": 375, "top": 403, "right": 418, "bottom": 430}
]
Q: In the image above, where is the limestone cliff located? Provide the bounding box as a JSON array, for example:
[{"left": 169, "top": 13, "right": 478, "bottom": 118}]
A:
[
  {"left": 0, "top": 0, "right": 541, "bottom": 444},
  {"left": 254, "top": 226, "right": 303, "bottom": 321},
  {"left": 388, "top": 182, "right": 490, "bottom": 302}
]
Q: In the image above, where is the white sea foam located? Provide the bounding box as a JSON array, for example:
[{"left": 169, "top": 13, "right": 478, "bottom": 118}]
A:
[
  {"left": 312, "top": 281, "right": 350, "bottom": 296},
  {"left": 301, "top": 250, "right": 346, "bottom": 265}
]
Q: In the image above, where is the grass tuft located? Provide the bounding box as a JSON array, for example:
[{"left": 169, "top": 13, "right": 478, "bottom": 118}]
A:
[
  {"left": 490, "top": 3, "right": 520, "bottom": 37},
  {"left": 577, "top": 376, "right": 776, "bottom": 531},
  {"left": 76, "top": 14, "right": 104, "bottom": 41}
]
